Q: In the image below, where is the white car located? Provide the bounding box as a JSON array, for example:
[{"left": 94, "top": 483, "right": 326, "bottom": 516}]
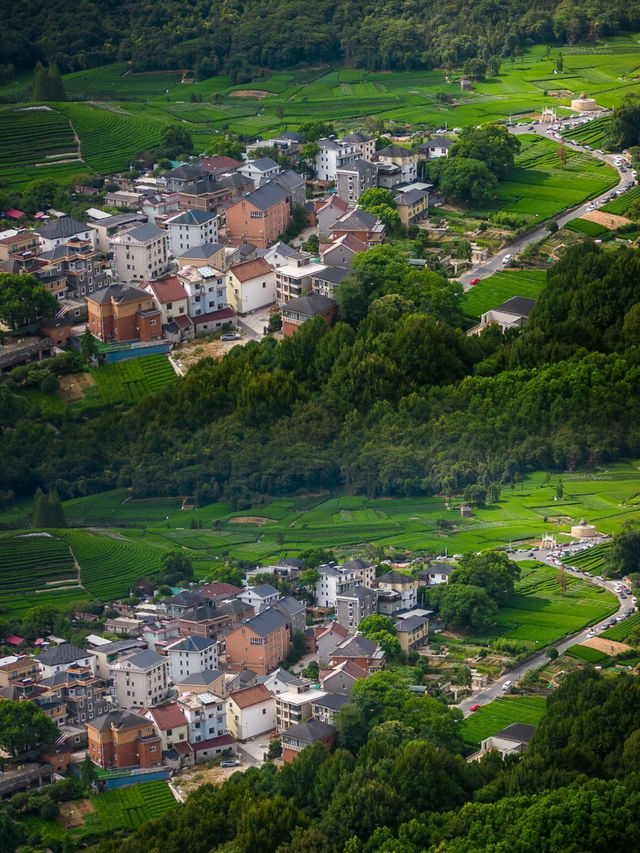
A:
[
  {"left": 502, "top": 254, "right": 512, "bottom": 264},
  {"left": 586, "top": 204, "right": 595, "bottom": 212},
  {"left": 501, "top": 680, "right": 512, "bottom": 691}
]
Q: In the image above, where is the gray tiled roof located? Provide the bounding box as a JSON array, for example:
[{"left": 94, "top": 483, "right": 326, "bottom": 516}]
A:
[
  {"left": 247, "top": 583, "right": 279, "bottom": 598},
  {"left": 377, "top": 571, "right": 416, "bottom": 585},
  {"left": 168, "top": 636, "right": 217, "bottom": 652},
  {"left": 125, "top": 650, "right": 165, "bottom": 670},
  {"left": 395, "top": 188, "right": 428, "bottom": 205},
  {"left": 334, "top": 208, "right": 377, "bottom": 231},
  {"left": 493, "top": 296, "right": 536, "bottom": 317},
  {"left": 493, "top": 722, "right": 537, "bottom": 743},
  {"left": 394, "top": 614, "right": 428, "bottom": 632},
  {"left": 340, "top": 132, "right": 374, "bottom": 144},
  {"left": 243, "top": 608, "right": 289, "bottom": 637},
  {"left": 311, "top": 692, "right": 349, "bottom": 711},
  {"left": 178, "top": 243, "right": 223, "bottom": 259},
  {"left": 243, "top": 182, "right": 288, "bottom": 211},
  {"left": 38, "top": 643, "right": 88, "bottom": 666},
  {"left": 37, "top": 216, "right": 92, "bottom": 240},
  {"left": 89, "top": 709, "right": 150, "bottom": 732},
  {"left": 177, "top": 668, "right": 223, "bottom": 685},
  {"left": 337, "top": 158, "right": 375, "bottom": 173},
  {"left": 250, "top": 157, "right": 279, "bottom": 171},
  {"left": 168, "top": 209, "right": 217, "bottom": 225},
  {"left": 282, "top": 292, "right": 336, "bottom": 316},
  {"left": 125, "top": 223, "right": 165, "bottom": 243},
  {"left": 377, "top": 144, "right": 415, "bottom": 157},
  {"left": 282, "top": 718, "right": 336, "bottom": 742},
  {"left": 334, "top": 635, "right": 377, "bottom": 656}
]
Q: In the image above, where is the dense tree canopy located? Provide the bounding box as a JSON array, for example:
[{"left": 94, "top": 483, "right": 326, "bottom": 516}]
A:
[
  {"left": 0, "top": 273, "right": 59, "bottom": 330},
  {"left": 0, "top": 701, "right": 59, "bottom": 756}
]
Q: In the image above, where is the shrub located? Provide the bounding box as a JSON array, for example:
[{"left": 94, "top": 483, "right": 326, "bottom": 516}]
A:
[{"left": 40, "top": 799, "right": 59, "bottom": 820}]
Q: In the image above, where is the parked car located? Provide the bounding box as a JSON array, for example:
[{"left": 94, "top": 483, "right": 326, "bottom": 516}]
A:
[
  {"left": 502, "top": 254, "right": 512, "bottom": 264},
  {"left": 221, "top": 333, "right": 240, "bottom": 341},
  {"left": 221, "top": 759, "right": 240, "bottom": 767},
  {"left": 469, "top": 277, "right": 480, "bottom": 286},
  {"left": 501, "top": 680, "right": 512, "bottom": 691},
  {"left": 469, "top": 704, "right": 481, "bottom": 712}
]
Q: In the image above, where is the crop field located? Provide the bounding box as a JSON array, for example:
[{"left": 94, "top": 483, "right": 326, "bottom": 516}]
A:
[
  {"left": 564, "top": 643, "right": 609, "bottom": 662},
  {"left": 486, "top": 561, "right": 618, "bottom": 647},
  {"left": 460, "top": 696, "right": 547, "bottom": 746},
  {"left": 57, "top": 102, "right": 166, "bottom": 174},
  {"left": 58, "top": 530, "right": 166, "bottom": 598},
  {"left": 600, "top": 185, "right": 640, "bottom": 215},
  {"left": 461, "top": 270, "right": 546, "bottom": 320},
  {"left": 0, "top": 532, "right": 75, "bottom": 594},
  {"left": 90, "top": 355, "right": 177, "bottom": 405},
  {"left": 564, "top": 217, "right": 609, "bottom": 237},
  {"left": 599, "top": 612, "right": 640, "bottom": 642},
  {"left": 567, "top": 542, "right": 611, "bottom": 574},
  {"left": 64, "top": 489, "right": 183, "bottom": 525},
  {"left": 90, "top": 781, "right": 177, "bottom": 831},
  {"left": 0, "top": 106, "right": 85, "bottom": 189},
  {"left": 560, "top": 115, "right": 610, "bottom": 148},
  {"left": 486, "top": 135, "right": 618, "bottom": 220},
  {"left": 64, "top": 63, "right": 182, "bottom": 99}
]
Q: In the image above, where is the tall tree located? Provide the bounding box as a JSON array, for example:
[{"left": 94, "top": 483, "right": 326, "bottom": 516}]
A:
[
  {"left": 0, "top": 701, "right": 59, "bottom": 756},
  {"left": 0, "top": 273, "right": 59, "bottom": 330}
]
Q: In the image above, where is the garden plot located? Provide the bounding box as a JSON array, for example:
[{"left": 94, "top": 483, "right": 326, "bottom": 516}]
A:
[{"left": 460, "top": 696, "right": 547, "bottom": 747}]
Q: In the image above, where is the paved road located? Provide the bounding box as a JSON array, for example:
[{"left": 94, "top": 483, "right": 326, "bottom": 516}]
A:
[
  {"left": 457, "top": 546, "right": 632, "bottom": 716},
  {"left": 459, "top": 123, "right": 631, "bottom": 289}
]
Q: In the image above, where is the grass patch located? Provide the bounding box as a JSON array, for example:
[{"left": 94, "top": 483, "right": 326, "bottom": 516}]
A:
[
  {"left": 461, "top": 270, "right": 546, "bottom": 320},
  {"left": 460, "top": 695, "right": 547, "bottom": 746}
]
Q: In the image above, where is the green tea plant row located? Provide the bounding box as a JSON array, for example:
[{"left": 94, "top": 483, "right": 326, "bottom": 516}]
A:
[
  {"left": 567, "top": 542, "right": 611, "bottom": 573},
  {"left": 600, "top": 611, "right": 640, "bottom": 641},
  {"left": 58, "top": 530, "right": 166, "bottom": 598},
  {"left": 565, "top": 217, "right": 609, "bottom": 237},
  {"left": 56, "top": 103, "right": 165, "bottom": 174},
  {"left": 600, "top": 185, "right": 640, "bottom": 215},
  {"left": 90, "top": 355, "right": 176, "bottom": 405},
  {"left": 564, "top": 643, "right": 608, "bottom": 662},
  {"left": 560, "top": 116, "right": 610, "bottom": 147},
  {"left": 0, "top": 108, "right": 75, "bottom": 166},
  {"left": 91, "top": 781, "right": 177, "bottom": 831},
  {"left": 0, "top": 534, "right": 75, "bottom": 593}
]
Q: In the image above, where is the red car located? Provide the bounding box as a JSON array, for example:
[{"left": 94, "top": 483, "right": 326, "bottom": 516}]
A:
[
  {"left": 469, "top": 277, "right": 480, "bottom": 286},
  {"left": 469, "top": 704, "right": 481, "bottom": 712}
]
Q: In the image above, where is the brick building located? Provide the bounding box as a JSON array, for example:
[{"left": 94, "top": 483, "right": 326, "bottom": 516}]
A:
[
  {"left": 86, "top": 284, "right": 162, "bottom": 343},
  {"left": 87, "top": 710, "right": 162, "bottom": 770}
]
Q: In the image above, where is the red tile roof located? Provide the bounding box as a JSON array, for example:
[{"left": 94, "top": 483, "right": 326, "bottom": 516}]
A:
[
  {"left": 316, "top": 621, "right": 348, "bottom": 641},
  {"left": 145, "top": 276, "right": 187, "bottom": 305},
  {"left": 201, "top": 582, "right": 243, "bottom": 598},
  {"left": 229, "top": 684, "right": 273, "bottom": 709},
  {"left": 4, "top": 209, "right": 24, "bottom": 220},
  {"left": 200, "top": 156, "right": 243, "bottom": 172},
  {"left": 229, "top": 257, "right": 273, "bottom": 283},
  {"left": 4, "top": 635, "right": 25, "bottom": 646},
  {"left": 144, "top": 703, "right": 187, "bottom": 730},
  {"left": 193, "top": 733, "right": 235, "bottom": 751}
]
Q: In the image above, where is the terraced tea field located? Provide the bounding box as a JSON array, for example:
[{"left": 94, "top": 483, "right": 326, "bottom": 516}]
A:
[
  {"left": 0, "top": 532, "right": 76, "bottom": 593},
  {"left": 90, "top": 355, "right": 177, "bottom": 405},
  {"left": 560, "top": 115, "right": 610, "bottom": 148},
  {"left": 90, "top": 781, "right": 177, "bottom": 831},
  {"left": 564, "top": 643, "right": 609, "bottom": 662},
  {"left": 461, "top": 270, "right": 546, "bottom": 321},
  {"left": 600, "top": 185, "right": 640, "bottom": 215},
  {"left": 567, "top": 542, "right": 611, "bottom": 574},
  {"left": 460, "top": 696, "right": 547, "bottom": 746},
  {"left": 564, "top": 217, "right": 609, "bottom": 237},
  {"left": 599, "top": 612, "right": 640, "bottom": 642}
]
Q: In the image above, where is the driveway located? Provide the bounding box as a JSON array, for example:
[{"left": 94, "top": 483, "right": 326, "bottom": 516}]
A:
[
  {"left": 457, "top": 546, "right": 629, "bottom": 716},
  {"left": 459, "top": 122, "right": 629, "bottom": 289}
]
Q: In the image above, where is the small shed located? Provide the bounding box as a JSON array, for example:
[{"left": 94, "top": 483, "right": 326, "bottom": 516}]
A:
[{"left": 460, "top": 505, "right": 473, "bottom": 517}]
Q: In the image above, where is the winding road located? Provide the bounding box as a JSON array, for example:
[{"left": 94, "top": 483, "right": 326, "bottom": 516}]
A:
[
  {"left": 459, "top": 122, "right": 631, "bottom": 290},
  {"left": 457, "top": 546, "right": 631, "bottom": 716}
]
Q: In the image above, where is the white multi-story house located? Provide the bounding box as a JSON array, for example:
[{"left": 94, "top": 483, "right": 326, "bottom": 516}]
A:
[
  {"left": 36, "top": 216, "right": 96, "bottom": 252},
  {"left": 226, "top": 257, "right": 276, "bottom": 315},
  {"left": 336, "top": 159, "right": 378, "bottom": 205},
  {"left": 315, "top": 565, "right": 358, "bottom": 608},
  {"left": 109, "top": 650, "right": 169, "bottom": 709},
  {"left": 238, "top": 157, "right": 280, "bottom": 188},
  {"left": 165, "top": 636, "right": 218, "bottom": 682},
  {"left": 314, "top": 138, "right": 357, "bottom": 182},
  {"left": 227, "top": 684, "right": 276, "bottom": 741},
  {"left": 339, "top": 132, "right": 376, "bottom": 161},
  {"left": 275, "top": 257, "right": 328, "bottom": 306},
  {"left": 275, "top": 686, "right": 328, "bottom": 733},
  {"left": 37, "top": 643, "right": 96, "bottom": 679},
  {"left": 178, "top": 264, "right": 228, "bottom": 316},
  {"left": 237, "top": 584, "right": 280, "bottom": 616},
  {"left": 165, "top": 209, "right": 218, "bottom": 254},
  {"left": 178, "top": 691, "right": 228, "bottom": 742},
  {"left": 110, "top": 223, "right": 169, "bottom": 283}
]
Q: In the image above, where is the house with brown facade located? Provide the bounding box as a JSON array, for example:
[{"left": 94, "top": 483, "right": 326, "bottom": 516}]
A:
[
  {"left": 281, "top": 719, "right": 337, "bottom": 763},
  {"left": 225, "top": 183, "right": 290, "bottom": 249},
  {"left": 86, "top": 284, "right": 162, "bottom": 343},
  {"left": 330, "top": 635, "right": 385, "bottom": 673},
  {"left": 87, "top": 710, "right": 162, "bottom": 770},
  {"left": 225, "top": 609, "right": 290, "bottom": 675},
  {"left": 330, "top": 208, "right": 385, "bottom": 248},
  {"left": 281, "top": 292, "right": 337, "bottom": 337}
]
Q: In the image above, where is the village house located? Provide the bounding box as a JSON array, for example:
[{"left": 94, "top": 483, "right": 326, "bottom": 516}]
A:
[
  {"left": 237, "top": 583, "right": 281, "bottom": 615},
  {"left": 177, "top": 609, "right": 231, "bottom": 641},
  {"left": 258, "top": 667, "right": 309, "bottom": 696},
  {"left": 310, "top": 266, "right": 350, "bottom": 298},
  {"left": 141, "top": 619, "right": 180, "bottom": 650},
  {"left": 225, "top": 609, "right": 290, "bottom": 675},
  {"left": 238, "top": 157, "right": 280, "bottom": 188},
  {"left": 90, "top": 212, "right": 148, "bottom": 253},
  {"left": 314, "top": 195, "right": 350, "bottom": 235},
  {"left": 418, "top": 136, "right": 455, "bottom": 160},
  {"left": 281, "top": 292, "right": 337, "bottom": 336},
  {"left": 177, "top": 178, "right": 232, "bottom": 214},
  {"left": 175, "top": 669, "right": 227, "bottom": 697},
  {"left": 319, "top": 232, "right": 368, "bottom": 268},
  {"left": 36, "top": 216, "right": 96, "bottom": 252},
  {"left": 336, "top": 585, "right": 378, "bottom": 630},
  {"left": 315, "top": 564, "right": 358, "bottom": 608},
  {"left": 271, "top": 596, "right": 306, "bottom": 637},
  {"left": 480, "top": 723, "right": 537, "bottom": 757},
  {"left": 268, "top": 170, "right": 306, "bottom": 211},
  {"left": 226, "top": 684, "right": 276, "bottom": 741},
  {"left": 143, "top": 703, "right": 189, "bottom": 753},
  {"left": 417, "top": 565, "right": 453, "bottom": 586},
  {"left": 0, "top": 655, "right": 38, "bottom": 688},
  {"left": 165, "top": 209, "right": 219, "bottom": 254},
  {"left": 310, "top": 693, "right": 350, "bottom": 725},
  {"left": 275, "top": 256, "right": 328, "bottom": 306},
  {"left": 375, "top": 145, "right": 419, "bottom": 183},
  {"left": 376, "top": 571, "right": 419, "bottom": 609},
  {"left": 336, "top": 159, "right": 378, "bottom": 205},
  {"left": 109, "top": 649, "right": 169, "bottom": 709},
  {"left": 330, "top": 635, "right": 385, "bottom": 672},
  {"left": 257, "top": 240, "right": 306, "bottom": 269},
  {"left": 104, "top": 189, "right": 143, "bottom": 208},
  {"left": 165, "top": 636, "right": 219, "bottom": 682},
  {"left": 176, "top": 242, "right": 226, "bottom": 270},
  {"left": 394, "top": 614, "right": 429, "bottom": 653},
  {"left": 165, "top": 164, "right": 213, "bottom": 193},
  {"left": 226, "top": 257, "right": 276, "bottom": 315},
  {"left": 394, "top": 188, "right": 429, "bottom": 226},
  {"left": 314, "top": 621, "right": 350, "bottom": 662},
  {"left": 165, "top": 590, "right": 216, "bottom": 621},
  {"left": 314, "top": 137, "right": 357, "bottom": 182},
  {"left": 320, "top": 659, "right": 368, "bottom": 695},
  {"left": 0, "top": 228, "right": 39, "bottom": 261},
  {"left": 88, "top": 639, "right": 148, "bottom": 679},
  {"left": 110, "top": 222, "right": 169, "bottom": 283},
  {"left": 480, "top": 296, "right": 537, "bottom": 331},
  {"left": 226, "top": 183, "right": 290, "bottom": 249},
  {"left": 275, "top": 685, "right": 328, "bottom": 733},
  {"left": 178, "top": 691, "right": 228, "bottom": 742},
  {"left": 330, "top": 208, "right": 385, "bottom": 247},
  {"left": 37, "top": 643, "right": 95, "bottom": 679},
  {"left": 35, "top": 664, "right": 109, "bottom": 727},
  {"left": 177, "top": 263, "right": 228, "bottom": 319},
  {"left": 140, "top": 192, "right": 180, "bottom": 224},
  {"left": 281, "top": 719, "right": 337, "bottom": 763},
  {"left": 339, "top": 132, "right": 376, "bottom": 160},
  {"left": 144, "top": 275, "right": 189, "bottom": 326},
  {"left": 87, "top": 710, "right": 162, "bottom": 770},
  {"left": 86, "top": 284, "right": 162, "bottom": 343}
]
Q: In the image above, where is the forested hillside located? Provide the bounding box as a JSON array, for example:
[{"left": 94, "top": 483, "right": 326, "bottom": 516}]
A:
[
  {"left": 3, "top": 242, "right": 640, "bottom": 508},
  {"left": 2, "top": 0, "right": 640, "bottom": 78}
]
